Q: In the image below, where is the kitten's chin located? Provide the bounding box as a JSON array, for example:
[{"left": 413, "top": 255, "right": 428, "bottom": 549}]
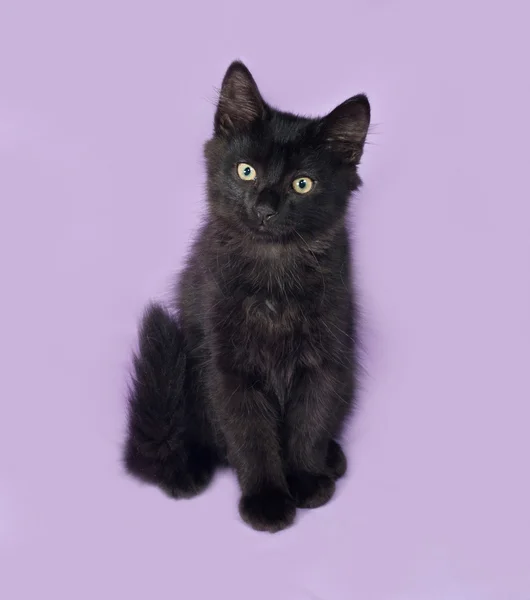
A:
[
  {"left": 238, "top": 216, "right": 283, "bottom": 240},
  {"left": 248, "top": 223, "right": 290, "bottom": 243},
  {"left": 256, "top": 223, "right": 275, "bottom": 236}
]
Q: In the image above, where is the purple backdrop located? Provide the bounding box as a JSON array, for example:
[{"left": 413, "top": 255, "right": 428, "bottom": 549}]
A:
[{"left": 1, "top": 1, "right": 529, "bottom": 598}]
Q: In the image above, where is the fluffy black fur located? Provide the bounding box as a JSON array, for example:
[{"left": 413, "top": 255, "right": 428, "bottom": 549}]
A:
[{"left": 124, "top": 61, "right": 370, "bottom": 532}]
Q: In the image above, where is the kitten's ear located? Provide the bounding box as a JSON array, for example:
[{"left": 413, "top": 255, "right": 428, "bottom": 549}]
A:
[
  {"left": 214, "top": 61, "right": 266, "bottom": 136},
  {"left": 321, "top": 94, "right": 370, "bottom": 164}
]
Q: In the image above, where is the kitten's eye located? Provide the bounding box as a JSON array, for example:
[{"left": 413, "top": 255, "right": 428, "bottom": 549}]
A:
[
  {"left": 237, "top": 163, "right": 257, "bottom": 181},
  {"left": 292, "top": 177, "right": 314, "bottom": 194}
]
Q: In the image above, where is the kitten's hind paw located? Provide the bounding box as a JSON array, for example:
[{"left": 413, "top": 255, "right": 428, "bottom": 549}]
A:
[
  {"left": 326, "top": 439, "right": 347, "bottom": 480},
  {"left": 161, "top": 445, "right": 217, "bottom": 499},
  {"left": 239, "top": 488, "right": 296, "bottom": 533},
  {"left": 125, "top": 443, "right": 217, "bottom": 499},
  {"left": 287, "top": 471, "right": 335, "bottom": 509}
]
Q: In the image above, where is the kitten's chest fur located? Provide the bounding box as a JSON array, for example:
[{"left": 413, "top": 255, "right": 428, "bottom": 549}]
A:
[
  {"left": 181, "top": 223, "right": 352, "bottom": 401},
  {"left": 207, "top": 243, "right": 331, "bottom": 395},
  {"left": 216, "top": 247, "right": 322, "bottom": 335},
  {"left": 221, "top": 285, "right": 307, "bottom": 404}
]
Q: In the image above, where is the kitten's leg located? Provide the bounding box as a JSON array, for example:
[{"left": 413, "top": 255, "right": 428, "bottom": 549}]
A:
[
  {"left": 285, "top": 368, "right": 351, "bottom": 509},
  {"left": 212, "top": 372, "right": 296, "bottom": 533}
]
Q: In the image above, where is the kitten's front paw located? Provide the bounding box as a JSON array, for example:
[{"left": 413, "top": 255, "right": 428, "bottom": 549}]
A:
[
  {"left": 287, "top": 471, "right": 336, "bottom": 509},
  {"left": 239, "top": 488, "right": 296, "bottom": 533}
]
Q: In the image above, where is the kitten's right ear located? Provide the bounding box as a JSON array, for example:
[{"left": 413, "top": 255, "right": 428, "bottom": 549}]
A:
[{"left": 214, "top": 61, "right": 266, "bottom": 136}]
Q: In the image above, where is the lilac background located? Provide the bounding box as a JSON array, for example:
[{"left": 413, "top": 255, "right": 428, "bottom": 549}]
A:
[{"left": 1, "top": 1, "right": 529, "bottom": 598}]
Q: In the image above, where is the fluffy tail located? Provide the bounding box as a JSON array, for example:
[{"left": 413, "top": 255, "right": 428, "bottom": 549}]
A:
[{"left": 123, "top": 303, "right": 188, "bottom": 484}]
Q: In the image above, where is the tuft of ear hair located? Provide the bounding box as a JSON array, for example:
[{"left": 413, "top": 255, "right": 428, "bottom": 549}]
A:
[
  {"left": 214, "top": 61, "right": 267, "bottom": 136},
  {"left": 321, "top": 94, "right": 371, "bottom": 164}
]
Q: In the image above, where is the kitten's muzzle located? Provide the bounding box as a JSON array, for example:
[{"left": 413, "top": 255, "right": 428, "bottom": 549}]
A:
[{"left": 253, "top": 189, "right": 280, "bottom": 227}]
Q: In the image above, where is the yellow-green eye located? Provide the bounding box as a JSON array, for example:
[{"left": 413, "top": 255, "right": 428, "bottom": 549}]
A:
[
  {"left": 292, "top": 177, "right": 314, "bottom": 194},
  {"left": 237, "top": 163, "right": 257, "bottom": 181}
]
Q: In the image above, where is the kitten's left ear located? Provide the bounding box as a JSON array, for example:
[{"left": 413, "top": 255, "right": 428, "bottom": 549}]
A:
[
  {"left": 214, "top": 61, "right": 267, "bottom": 136},
  {"left": 321, "top": 94, "right": 370, "bottom": 164}
]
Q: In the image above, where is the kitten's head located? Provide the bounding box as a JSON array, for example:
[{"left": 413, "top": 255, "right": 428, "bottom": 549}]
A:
[{"left": 204, "top": 61, "right": 370, "bottom": 243}]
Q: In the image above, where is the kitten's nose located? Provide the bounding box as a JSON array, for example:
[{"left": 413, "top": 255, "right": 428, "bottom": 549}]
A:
[{"left": 254, "top": 206, "right": 278, "bottom": 223}]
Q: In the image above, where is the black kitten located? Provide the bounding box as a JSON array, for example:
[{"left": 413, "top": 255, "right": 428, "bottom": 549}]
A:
[{"left": 124, "top": 61, "right": 370, "bottom": 532}]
